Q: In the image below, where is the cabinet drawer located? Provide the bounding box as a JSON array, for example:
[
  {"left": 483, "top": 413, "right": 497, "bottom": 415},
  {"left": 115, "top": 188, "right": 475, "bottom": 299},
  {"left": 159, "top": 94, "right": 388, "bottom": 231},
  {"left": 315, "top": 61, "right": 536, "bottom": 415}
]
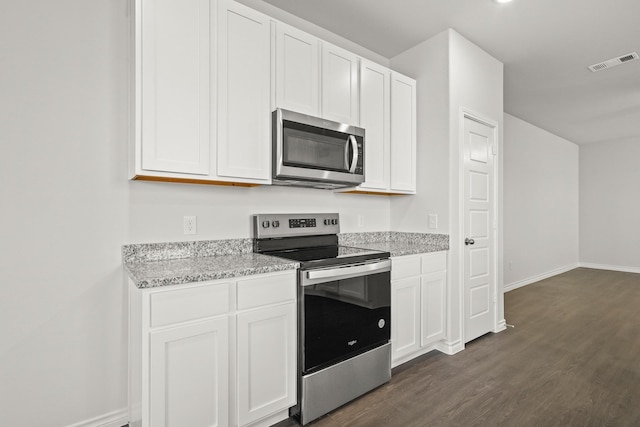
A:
[
  {"left": 391, "top": 255, "right": 421, "bottom": 280},
  {"left": 421, "top": 252, "right": 447, "bottom": 274},
  {"left": 237, "top": 271, "right": 296, "bottom": 310},
  {"left": 150, "top": 282, "right": 230, "bottom": 328}
]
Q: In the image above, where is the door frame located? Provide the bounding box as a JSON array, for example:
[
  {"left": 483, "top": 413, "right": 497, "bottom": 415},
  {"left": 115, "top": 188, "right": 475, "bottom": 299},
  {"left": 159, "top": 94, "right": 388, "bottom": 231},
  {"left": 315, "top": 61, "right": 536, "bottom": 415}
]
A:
[{"left": 457, "top": 109, "right": 505, "bottom": 345}]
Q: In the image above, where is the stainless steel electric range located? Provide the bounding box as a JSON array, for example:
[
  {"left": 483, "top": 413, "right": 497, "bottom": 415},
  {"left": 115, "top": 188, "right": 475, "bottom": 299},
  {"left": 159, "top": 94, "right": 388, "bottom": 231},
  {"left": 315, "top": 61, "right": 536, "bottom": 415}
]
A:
[{"left": 252, "top": 213, "right": 391, "bottom": 425}]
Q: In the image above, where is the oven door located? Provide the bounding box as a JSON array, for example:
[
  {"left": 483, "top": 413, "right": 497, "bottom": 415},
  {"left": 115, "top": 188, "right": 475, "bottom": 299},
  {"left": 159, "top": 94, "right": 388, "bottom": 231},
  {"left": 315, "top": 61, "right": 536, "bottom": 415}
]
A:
[{"left": 300, "top": 259, "right": 391, "bottom": 375}]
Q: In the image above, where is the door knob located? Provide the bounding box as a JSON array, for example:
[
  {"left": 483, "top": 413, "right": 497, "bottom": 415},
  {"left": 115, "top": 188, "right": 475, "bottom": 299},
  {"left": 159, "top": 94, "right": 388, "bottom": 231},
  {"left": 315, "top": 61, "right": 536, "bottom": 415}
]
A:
[{"left": 465, "top": 238, "right": 475, "bottom": 245}]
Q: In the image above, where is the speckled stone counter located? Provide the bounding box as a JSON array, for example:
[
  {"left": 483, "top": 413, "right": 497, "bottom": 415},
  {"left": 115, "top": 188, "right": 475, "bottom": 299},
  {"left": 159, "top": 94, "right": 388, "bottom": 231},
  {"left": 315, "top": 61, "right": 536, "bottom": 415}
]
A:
[
  {"left": 339, "top": 232, "right": 449, "bottom": 257},
  {"left": 123, "top": 239, "right": 298, "bottom": 289},
  {"left": 123, "top": 232, "right": 448, "bottom": 288}
]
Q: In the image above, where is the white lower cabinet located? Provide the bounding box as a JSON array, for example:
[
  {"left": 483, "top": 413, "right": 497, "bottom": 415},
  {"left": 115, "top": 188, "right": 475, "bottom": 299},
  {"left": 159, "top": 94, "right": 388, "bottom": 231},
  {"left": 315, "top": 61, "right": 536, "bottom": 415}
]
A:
[
  {"left": 237, "top": 303, "right": 296, "bottom": 426},
  {"left": 129, "top": 270, "right": 297, "bottom": 427},
  {"left": 150, "top": 317, "right": 229, "bottom": 427},
  {"left": 391, "top": 252, "right": 447, "bottom": 367}
]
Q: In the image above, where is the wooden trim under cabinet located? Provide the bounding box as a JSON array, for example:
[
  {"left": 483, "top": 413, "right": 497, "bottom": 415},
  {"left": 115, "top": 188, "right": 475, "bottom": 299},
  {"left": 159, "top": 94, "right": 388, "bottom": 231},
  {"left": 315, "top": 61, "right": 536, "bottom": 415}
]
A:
[
  {"left": 339, "top": 190, "right": 410, "bottom": 196},
  {"left": 132, "top": 175, "right": 262, "bottom": 187}
]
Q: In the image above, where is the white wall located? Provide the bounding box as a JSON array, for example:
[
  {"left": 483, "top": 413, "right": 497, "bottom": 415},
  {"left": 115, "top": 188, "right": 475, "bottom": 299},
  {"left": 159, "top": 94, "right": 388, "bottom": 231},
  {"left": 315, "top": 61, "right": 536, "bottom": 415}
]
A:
[
  {"left": 448, "top": 29, "right": 504, "bottom": 347},
  {"left": 580, "top": 139, "right": 640, "bottom": 272},
  {"left": 389, "top": 30, "right": 450, "bottom": 233},
  {"left": 0, "top": 1, "right": 390, "bottom": 426},
  {"left": 390, "top": 29, "right": 504, "bottom": 351},
  {"left": 236, "top": 0, "right": 389, "bottom": 66},
  {"left": 503, "top": 114, "right": 580, "bottom": 291}
]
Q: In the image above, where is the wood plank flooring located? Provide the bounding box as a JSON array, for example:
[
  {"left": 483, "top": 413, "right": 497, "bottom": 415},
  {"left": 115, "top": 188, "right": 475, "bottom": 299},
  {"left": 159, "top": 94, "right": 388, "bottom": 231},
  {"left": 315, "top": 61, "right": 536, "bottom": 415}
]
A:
[{"left": 275, "top": 268, "right": 640, "bottom": 427}]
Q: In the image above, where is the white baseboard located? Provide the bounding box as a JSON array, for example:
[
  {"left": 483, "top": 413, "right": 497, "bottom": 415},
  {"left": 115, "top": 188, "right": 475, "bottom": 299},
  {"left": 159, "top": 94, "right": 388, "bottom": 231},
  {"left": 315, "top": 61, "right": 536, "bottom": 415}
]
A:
[
  {"left": 434, "top": 339, "right": 464, "bottom": 356},
  {"left": 504, "top": 263, "right": 579, "bottom": 292},
  {"left": 494, "top": 318, "right": 507, "bottom": 333},
  {"left": 66, "top": 409, "right": 127, "bottom": 427},
  {"left": 579, "top": 262, "right": 640, "bottom": 274}
]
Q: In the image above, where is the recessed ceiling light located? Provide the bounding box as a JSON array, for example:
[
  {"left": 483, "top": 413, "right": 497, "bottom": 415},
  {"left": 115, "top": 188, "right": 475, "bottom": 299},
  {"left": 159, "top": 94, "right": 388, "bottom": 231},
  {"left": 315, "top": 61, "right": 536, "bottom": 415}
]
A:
[{"left": 494, "top": 0, "right": 513, "bottom": 3}]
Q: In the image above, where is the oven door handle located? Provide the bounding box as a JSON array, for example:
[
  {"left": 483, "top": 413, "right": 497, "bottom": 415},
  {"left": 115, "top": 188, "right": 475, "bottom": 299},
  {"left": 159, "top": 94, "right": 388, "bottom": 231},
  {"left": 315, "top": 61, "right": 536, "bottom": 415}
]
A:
[{"left": 304, "top": 259, "right": 391, "bottom": 284}]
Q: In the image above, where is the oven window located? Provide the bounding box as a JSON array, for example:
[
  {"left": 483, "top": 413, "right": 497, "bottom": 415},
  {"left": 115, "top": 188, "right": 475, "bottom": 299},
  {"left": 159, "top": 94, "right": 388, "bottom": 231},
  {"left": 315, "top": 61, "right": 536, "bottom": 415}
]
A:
[
  {"left": 302, "top": 271, "right": 390, "bottom": 374},
  {"left": 283, "top": 121, "right": 351, "bottom": 172}
]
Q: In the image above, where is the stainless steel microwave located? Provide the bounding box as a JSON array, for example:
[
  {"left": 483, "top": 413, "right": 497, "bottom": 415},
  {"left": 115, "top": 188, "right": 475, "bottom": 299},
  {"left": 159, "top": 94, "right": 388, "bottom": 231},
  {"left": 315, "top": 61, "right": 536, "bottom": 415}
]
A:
[{"left": 272, "top": 108, "right": 365, "bottom": 189}]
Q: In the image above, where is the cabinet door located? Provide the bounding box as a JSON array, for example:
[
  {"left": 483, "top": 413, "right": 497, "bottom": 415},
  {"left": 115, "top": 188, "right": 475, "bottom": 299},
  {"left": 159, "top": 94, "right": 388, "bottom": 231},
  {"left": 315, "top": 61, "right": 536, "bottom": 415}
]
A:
[
  {"left": 390, "top": 72, "right": 417, "bottom": 193},
  {"left": 275, "top": 23, "right": 320, "bottom": 116},
  {"left": 217, "top": 0, "right": 271, "bottom": 182},
  {"left": 391, "top": 276, "right": 421, "bottom": 362},
  {"left": 421, "top": 271, "right": 446, "bottom": 346},
  {"left": 321, "top": 42, "right": 359, "bottom": 125},
  {"left": 359, "top": 60, "right": 390, "bottom": 191},
  {"left": 138, "top": 0, "right": 211, "bottom": 176},
  {"left": 237, "top": 303, "right": 296, "bottom": 426},
  {"left": 149, "top": 317, "right": 229, "bottom": 427}
]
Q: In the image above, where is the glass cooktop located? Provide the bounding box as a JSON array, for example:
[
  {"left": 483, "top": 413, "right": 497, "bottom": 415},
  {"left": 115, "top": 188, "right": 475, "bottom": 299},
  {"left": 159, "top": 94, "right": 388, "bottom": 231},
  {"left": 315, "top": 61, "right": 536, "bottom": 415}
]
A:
[{"left": 266, "top": 245, "right": 389, "bottom": 268}]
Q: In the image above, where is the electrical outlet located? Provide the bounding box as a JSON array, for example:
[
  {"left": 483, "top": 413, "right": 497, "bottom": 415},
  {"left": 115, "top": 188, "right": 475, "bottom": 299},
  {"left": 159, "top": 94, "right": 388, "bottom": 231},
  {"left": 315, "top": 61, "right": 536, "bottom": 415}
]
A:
[
  {"left": 183, "top": 216, "right": 197, "bottom": 235},
  {"left": 428, "top": 214, "right": 438, "bottom": 229},
  {"left": 357, "top": 215, "right": 365, "bottom": 227}
]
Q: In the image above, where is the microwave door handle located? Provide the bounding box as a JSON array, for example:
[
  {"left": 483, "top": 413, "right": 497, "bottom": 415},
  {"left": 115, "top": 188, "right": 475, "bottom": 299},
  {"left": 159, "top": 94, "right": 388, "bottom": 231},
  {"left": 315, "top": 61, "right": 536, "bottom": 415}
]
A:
[{"left": 348, "top": 135, "right": 358, "bottom": 173}]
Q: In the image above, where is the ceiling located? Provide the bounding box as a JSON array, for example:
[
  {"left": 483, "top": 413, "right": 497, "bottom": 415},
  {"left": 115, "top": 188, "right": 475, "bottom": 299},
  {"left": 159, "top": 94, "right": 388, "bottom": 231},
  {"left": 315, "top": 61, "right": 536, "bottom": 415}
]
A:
[{"left": 261, "top": 0, "right": 640, "bottom": 146}]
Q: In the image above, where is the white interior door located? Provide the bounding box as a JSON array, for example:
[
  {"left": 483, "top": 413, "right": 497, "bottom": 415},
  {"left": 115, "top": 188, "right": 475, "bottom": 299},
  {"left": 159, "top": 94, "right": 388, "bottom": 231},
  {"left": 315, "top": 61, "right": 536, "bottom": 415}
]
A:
[{"left": 463, "top": 115, "right": 496, "bottom": 343}]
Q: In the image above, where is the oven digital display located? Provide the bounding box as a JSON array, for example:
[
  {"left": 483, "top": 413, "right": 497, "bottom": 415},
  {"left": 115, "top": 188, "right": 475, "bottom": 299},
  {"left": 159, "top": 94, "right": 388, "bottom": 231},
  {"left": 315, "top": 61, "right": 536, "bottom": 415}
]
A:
[{"left": 289, "top": 218, "right": 316, "bottom": 228}]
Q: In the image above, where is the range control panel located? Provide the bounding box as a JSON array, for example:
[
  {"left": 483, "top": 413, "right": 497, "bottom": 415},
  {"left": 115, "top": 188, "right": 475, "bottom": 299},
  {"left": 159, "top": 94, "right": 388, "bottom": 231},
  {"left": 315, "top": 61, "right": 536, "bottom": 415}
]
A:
[{"left": 252, "top": 213, "right": 339, "bottom": 238}]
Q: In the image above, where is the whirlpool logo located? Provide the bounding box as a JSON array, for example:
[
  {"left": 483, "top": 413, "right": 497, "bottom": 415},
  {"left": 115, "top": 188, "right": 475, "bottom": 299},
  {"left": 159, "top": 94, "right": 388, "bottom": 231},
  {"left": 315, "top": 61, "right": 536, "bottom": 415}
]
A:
[{"left": 348, "top": 340, "right": 357, "bottom": 346}]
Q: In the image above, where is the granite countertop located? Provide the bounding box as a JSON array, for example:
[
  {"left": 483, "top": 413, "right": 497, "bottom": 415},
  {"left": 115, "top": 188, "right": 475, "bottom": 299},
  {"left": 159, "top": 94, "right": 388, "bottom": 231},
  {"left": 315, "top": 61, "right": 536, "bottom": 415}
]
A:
[
  {"left": 123, "top": 239, "right": 298, "bottom": 289},
  {"left": 123, "top": 232, "right": 449, "bottom": 289},
  {"left": 125, "top": 253, "right": 298, "bottom": 289},
  {"left": 353, "top": 241, "right": 448, "bottom": 257},
  {"left": 340, "top": 232, "right": 449, "bottom": 257}
]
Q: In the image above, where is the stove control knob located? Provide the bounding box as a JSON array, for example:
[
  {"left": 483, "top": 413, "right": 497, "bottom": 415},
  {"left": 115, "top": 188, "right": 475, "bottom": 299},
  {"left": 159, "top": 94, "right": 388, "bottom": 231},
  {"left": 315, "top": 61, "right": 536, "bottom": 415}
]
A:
[
  {"left": 272, "top": 220, "right": 280, "bottom": 228},
  {"left": 332, "top": 219, "right": 338, "bottom": 225},
  {"left": 262, "top": 221, "right": 270, "bottom": 228},
  {"left": 324, "top": 219, "right": 330, "bottom": 226}
]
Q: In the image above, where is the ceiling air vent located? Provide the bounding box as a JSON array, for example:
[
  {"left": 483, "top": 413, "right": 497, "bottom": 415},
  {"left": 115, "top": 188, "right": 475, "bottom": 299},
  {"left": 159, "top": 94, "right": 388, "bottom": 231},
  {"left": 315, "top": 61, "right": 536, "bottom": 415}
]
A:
[{"left": 588, "top": 52, "right": 639, "bottom": 72}]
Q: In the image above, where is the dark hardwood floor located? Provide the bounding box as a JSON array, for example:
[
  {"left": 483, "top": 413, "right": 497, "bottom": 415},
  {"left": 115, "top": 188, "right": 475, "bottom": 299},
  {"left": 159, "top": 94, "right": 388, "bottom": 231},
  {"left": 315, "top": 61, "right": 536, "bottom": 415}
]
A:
[{"left": 275, "top": 268, "right": 640, "bottom": 427}]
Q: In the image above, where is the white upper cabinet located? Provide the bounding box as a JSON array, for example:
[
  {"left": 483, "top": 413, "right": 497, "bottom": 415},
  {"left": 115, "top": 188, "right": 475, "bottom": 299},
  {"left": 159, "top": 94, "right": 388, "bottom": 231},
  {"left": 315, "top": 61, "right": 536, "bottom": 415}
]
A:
[
  {"left": 274, "top": 23, "right": 320, "bottom": 116},
  {"left": 321, "top": 42, "right": 359, "bottom": 125},
  {"left": 132, "top": 0, "right": 414, "bottom": 190},
  {"left": 341, "top": 66, "right": 416, "bottom": 195},
  {"left": 136, "top": 0, "right": 212, "bottom": 176},
  {"left": 216, "top": 0, "right": 271, "bottom": 183},
  {"left": 273, "top": 25, "right": 359, "bottom": 126},
  {"left": 132, "top": 0, "right": 271, "bottom": 185},
  {"left": 390, "top": 72, "right": 417, "bottom": 193},
  {"left": 358, "top": 60, "right": 391, "bottom": 192}
]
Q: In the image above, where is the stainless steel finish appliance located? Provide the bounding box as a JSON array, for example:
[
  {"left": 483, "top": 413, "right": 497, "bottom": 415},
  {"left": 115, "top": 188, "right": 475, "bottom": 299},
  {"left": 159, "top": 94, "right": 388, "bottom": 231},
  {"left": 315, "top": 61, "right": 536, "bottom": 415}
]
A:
[
  {"left": 272, "top": 109, "right": 365, "bottom": 189},
  {"left": 253, "top": 213, "right": 391, "bottom": 425}
]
